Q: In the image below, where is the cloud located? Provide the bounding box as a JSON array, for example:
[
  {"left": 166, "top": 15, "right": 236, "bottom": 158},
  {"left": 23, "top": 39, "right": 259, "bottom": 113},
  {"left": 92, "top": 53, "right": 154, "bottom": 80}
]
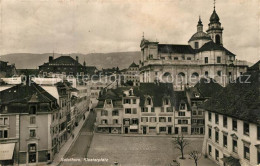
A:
[{"left": 0, "top": 0, "right": 259, "bottom": 63}]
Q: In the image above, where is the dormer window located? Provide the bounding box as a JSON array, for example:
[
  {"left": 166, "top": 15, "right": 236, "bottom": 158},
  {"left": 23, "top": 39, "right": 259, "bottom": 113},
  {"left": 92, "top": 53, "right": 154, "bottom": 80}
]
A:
[
  {"left": 194, "top": 93, "right": 200, "bottom": 98},
  {"left": 180, "top": 103, "right": 185, "bottom": 110},
  {"left": 164, "top": 98, "right": 169, "bottom": 105},
  {"left": 146, "top": 97, "right": 152, "bottom": 105},
  {"left": 29, "top": 106, "right": 37, "bottom": 114},
  {"left": 106, "top": 100, "right": 112, "bottom": 105},
  {"left": 195, "top": 42, "right": 199, "bottom": 49}
]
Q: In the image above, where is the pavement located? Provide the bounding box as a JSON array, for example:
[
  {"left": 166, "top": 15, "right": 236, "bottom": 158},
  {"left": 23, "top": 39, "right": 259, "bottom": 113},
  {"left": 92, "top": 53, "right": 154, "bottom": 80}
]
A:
[
  {"left": 51, "top": 110, "right": 90, "bottom": 166},
  {"left": 176, "top": 154, "right": 218, "bottom": 166}
]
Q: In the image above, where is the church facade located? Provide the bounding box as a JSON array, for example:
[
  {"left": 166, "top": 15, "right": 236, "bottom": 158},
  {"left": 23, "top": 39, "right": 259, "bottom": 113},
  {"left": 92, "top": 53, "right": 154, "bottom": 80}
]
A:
[{"left": 139, "top": 7, "right": 248, "bottom": 89}]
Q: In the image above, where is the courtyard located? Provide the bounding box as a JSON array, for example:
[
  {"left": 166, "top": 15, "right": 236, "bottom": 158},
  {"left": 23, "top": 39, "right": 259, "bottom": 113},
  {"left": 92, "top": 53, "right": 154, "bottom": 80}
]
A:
[{"left": 86, "top": 134, "right": 204, "bottom": 166}]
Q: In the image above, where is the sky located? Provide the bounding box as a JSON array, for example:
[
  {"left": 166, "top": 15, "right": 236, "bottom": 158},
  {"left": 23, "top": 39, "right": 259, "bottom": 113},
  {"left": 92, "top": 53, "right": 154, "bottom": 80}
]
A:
[{"left": 0, "top": 0, "right": 259, "bottom": 63}]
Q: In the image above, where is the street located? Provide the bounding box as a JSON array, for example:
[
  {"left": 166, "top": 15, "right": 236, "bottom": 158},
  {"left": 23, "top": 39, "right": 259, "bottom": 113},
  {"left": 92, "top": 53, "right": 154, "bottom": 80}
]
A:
[{"left": 60, "top": 111, "right": 96, "bottom": 166}]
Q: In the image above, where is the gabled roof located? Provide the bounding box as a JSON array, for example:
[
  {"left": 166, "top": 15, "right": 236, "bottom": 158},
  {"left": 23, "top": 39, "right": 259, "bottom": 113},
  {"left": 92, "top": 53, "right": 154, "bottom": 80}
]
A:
[
  {"left": 174, "top": 91, "right": 190, "bottom": 111},
  {"left": 158, "top": 44, "right": 195, "bottom": 54},
  {"left": 40, "top": 56, "right": 82, "bottom": 66},
  {"left": 198, "top": 41, "right": 236, "bottom": 56},
  {"left": 194, "top": 78, "right": 223, "bottom": 98},
  {"left": 203, "top": 70, "right": 260, "bottom": 124},
  {"left": 129, "top": 62, "right": 139, "bottom": 68}
]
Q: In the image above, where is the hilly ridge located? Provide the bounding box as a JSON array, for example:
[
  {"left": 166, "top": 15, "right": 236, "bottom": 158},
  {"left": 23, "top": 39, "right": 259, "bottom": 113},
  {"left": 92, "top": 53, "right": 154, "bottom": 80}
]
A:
[{"left": 0, "top": 52, "right": 141, "bottom": 69}]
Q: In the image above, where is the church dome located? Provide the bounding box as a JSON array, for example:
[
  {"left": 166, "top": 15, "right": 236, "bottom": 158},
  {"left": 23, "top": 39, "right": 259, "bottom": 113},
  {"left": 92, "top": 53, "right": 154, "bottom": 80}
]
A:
[
  {"left": 210, "top": 9, "right": 220, "bottom": 23},
  {"left": 188, "top": 31, "right": 212, "bottom": 42}
]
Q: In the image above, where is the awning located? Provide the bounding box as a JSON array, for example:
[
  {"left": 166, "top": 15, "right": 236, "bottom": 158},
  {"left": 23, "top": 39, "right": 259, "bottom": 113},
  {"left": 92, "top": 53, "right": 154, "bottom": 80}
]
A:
[
  {"left": 221, "top": 156, "right": 241, "bottom": 166},
  {"left": 0, "top": 143, "right": 15, "bottom": 160},
  {"left": 130, "top": 125, "right": 138, "bottom": 129}
]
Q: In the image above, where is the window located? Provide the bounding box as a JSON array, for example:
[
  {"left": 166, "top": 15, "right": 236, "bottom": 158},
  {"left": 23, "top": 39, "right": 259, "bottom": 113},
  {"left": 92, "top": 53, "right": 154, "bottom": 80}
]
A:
[
  {"left": 215, "top": 35, "right": 221, "bottom": 45},
  {"left": 232, "top": 119, "right": 237, "bottom": 131},
  {"left": 166, "top": 107, "right": 173, "bottom": 112},
  {"left": 174, "top": 57, "right": 178, "bottom": 60},
  {"left": 112, "top": 110, "right": 119, "bottom": 116},
  {"left": 132, "top": 119, "right": 138, "bottom": 125},
  {"left": 30, "top": 130, "right": 36, "bottom": 137},
  {"left": 101, "top": 119, "right": 107, "bottom": 124},
  {"left": 215, "top": 149, "right": 219, "bottom": 161},
  {"left": 168, "top": 117, "right": 172, "bottom": 122},
  {"left": 195, "top": 42, "right": 199, "bottom": 49},
  {"left": 208, "top": 112, "right": 212, "bottom": 121},
  {"left": 29, "top": 106, "right": 37, "bottom": 114},
  {"left": 208, "top": 145, "right": 212, "bottom": 156},
  {"left": 0, "top": 117, "right": 9, "bottom": 125},
  {"left": 223, "top": 116, "right": 227, "bottom": 128},
  {"left": 215, "top": 114, "right": 219, "bottom": 124},
  {"left": 159, "top": 117, "right": 166, "bottom": 122},
  {"left": 233, "top": 139, "right": 238, "bottom": 153},
  {"left": 101, "top": 110, "right": 108, "bottom": 116},
  {"left": 151, "top": 107, "right": 155, "bottom": 112},
  {"left": 125, "top": 108, "right": 131, "bottom": 114},
  {"left": 215, "top": 131, "right": 219, "bottom": 143},
  {"left": 30, "top": 117, "right": 36, "bottom": 124},
  {"left": 244, "top": 145, "right": 250, "bottom": 160},
  {"left": 180, "top": 103, "right": 185, "bottom": 110},
  {"left": 123, "top": 99, "right": 131, "bottom": 104},
  {"left": 257, "top": 126, "right": 260, "bottom": 140},
  {"left": 0, "top": 130, "right": 8, "bottom": 138},
  {"left": 106, "top": 100, "right": 112, "bottom": 104},
  {"left": 29, "top": 144, "right": 36, "bottom": 152},
  {"left": 141, "top": 107, "right": 148, "bottom": 112},
  {"left": 178, "top": 112, "right": 185, "bottom": 116},
  {"left": 113, "top": 119, "right": 118, "bottom": 124},
  {"left": 159, "top": 127, "right": 166, "bottom": 132},
  {"left": 141, "top": 117, "right": 148, "bottom": 122},
  {"left": 193, "top": 111, "right": 197, "bottom": 115},
  {"left": 217, "top": 71, "right": 222, "bottom": 76},
  {"left": 132, "top": 108, "right": 137, "bottom": 114},
  {"left": 205, "top": 57, "right": 208, "bottom": 64},
  {"left": 217, "top": 57, "right": 221, "bottom": 63},
  {"left": 198, "top": 111, "right": 203, "bottom": 115},
  {"left": 146, "top": 98, "right": 152, "bottom": 105},
  {"left": 164, "top": 99, "right": 169, "bottom": 105},
  {"left": 205, "top": 71, "right": 209, "bottom": 77},
  {"left": 150, "top": 117, "right": 156, "bottom": 123},
  {"left": 187, "top": 57, "right": 192, "bottom": 60},
  {"left": 208, "top": 128, "right": 212, "bottom": 139},
  {"left": 243, "top": 122, "right": 250, "bottom": 136},
  {"left": 181, "top": 127, "right": 188, "bottom": 133},
  {"left": 223, "top": 135, "right": 227, "bottom": 147},
  {"left": 133, "top": 99, "right": 136, "bottom": 104}
]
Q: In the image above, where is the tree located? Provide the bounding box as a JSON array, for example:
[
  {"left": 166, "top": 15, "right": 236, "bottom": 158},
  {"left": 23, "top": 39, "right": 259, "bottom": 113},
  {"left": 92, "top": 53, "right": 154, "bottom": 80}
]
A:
[
  {"left": 172, "top": 135, "right": 189, "bottom": 159},
  {"left": 189, "top": 151, "right": 202, "bottom": 166}
]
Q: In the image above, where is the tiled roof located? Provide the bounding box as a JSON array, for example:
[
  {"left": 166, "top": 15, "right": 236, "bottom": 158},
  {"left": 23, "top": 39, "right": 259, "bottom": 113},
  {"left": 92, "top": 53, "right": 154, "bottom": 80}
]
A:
[
  {"left": 198, "top": 41, "right": 236, "bottom": 56},
  {"left": 174, "top": 91, "right": 190, "bottom": 111},
  {"left": 248, "top": 60, "right": 260, "bottom": 71},
  {"left": 158, "top": 44, "right": 195, "bottom": 54},
  {"left": 40, "top": 56, "right": 82, "bottom": 66},
  {"left": 194, "top": 78, "right": 223, "bottom": 98},
  {"left": 203, "top": 70, "right": 260, "bottom": 124}
]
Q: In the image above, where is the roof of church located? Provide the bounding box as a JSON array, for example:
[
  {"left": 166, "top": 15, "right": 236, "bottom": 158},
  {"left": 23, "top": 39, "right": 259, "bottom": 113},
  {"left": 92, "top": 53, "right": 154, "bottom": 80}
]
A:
[
  {"left": 202, "top": 70, "right": 260, "bottom": 125},
  {"left": 210, "top": 9, "right": 220, "bottom": 23},
  {"left": 40, "top": 56, "right": 82, "bottom": 66},
  {"left": 198, "top": 41, "right": 236, "bottom": 56},
  {"left": 188, "top": 31, "right": 212, "bottom": 42},
  {"left": 158, "top": 44, "right": 195, "bottom": 54}
]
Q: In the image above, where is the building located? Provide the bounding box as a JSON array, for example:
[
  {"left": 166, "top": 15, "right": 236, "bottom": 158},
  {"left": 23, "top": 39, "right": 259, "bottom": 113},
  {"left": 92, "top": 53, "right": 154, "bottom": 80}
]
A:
[
  {"left": 39, "top": 55, "right": 97, "bottom": 78},
  {"left": 121, "top": 62, "right": 140, "bottom": 86},
  {"left": 186, "top": 78, "right": 223, "bottom": 135},
  {"left": 0, "top": 61, "right": 16, "bottom": 78},
  {"left": 139, "top": 5, "right": 248, "bottom": 89},
  {"left": 95, "top": 83, "right": 194, "bottom": 135},
  {"left": 0, "top": 83, "right": 59, "bottom": 165},
  {"left": 202, "top": 65, "right": 260, "bottom": 166}
]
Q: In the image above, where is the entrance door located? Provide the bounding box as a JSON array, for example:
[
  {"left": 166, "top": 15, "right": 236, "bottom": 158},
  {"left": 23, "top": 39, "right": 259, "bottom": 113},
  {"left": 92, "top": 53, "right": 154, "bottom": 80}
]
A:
[
  {"left": 143, "top": 127, "right": 147, "bottom": 134},
  {"left": 175, "top": 127, "right": 179, "bottom": 134},
  {"left": 109, "top": 127, "right": 112, "bottom": 133},
  {"left": 168, "top": 127, "right": 172, "bottom": 134},
  {"left": 125, "top": 127, "right": 128, "bottom": 134}
]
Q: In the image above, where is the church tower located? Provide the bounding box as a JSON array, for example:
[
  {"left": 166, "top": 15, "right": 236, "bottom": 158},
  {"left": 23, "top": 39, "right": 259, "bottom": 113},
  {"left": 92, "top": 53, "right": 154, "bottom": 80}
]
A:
[{"left": 206, "top": 1, "right": 224, "bottom": 45}]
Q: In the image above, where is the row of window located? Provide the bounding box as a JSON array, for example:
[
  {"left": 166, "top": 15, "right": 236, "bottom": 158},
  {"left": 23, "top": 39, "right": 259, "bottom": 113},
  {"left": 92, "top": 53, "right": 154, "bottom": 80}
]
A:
[
  {"left": 208, "top": 113, "right": 253, "bottom": 137},
  {"left": 204, "top": 56, "right": 222, "bottom": 64},
  {"left": 0, "top": 117, "right": 9, "bottom": 125}
]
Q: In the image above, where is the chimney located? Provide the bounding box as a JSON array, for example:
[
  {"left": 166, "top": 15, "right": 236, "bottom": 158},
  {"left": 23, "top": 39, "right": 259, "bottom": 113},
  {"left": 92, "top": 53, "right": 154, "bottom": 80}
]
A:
[
  {"left": 49, "top": 56, "right": 53, "bottom": 62},
  {"left": 76, "top": 56, "right": 79, "bottom": 62}
]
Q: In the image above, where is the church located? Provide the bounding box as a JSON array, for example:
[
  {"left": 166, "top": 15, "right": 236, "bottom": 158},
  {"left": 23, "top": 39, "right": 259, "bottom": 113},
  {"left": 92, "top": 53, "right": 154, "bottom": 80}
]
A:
[{"left": 139, "top": 4, "right": 248, "bottom": 89}]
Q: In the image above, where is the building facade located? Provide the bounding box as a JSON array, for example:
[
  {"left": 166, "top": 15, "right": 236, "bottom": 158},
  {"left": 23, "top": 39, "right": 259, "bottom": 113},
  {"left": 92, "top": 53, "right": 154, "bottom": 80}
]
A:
[
  {"left": 139, "top": 7, "right": 248, "bottom": 89},
  {"left": 202, "top": 66, "right": 260, "bottom": 166}
]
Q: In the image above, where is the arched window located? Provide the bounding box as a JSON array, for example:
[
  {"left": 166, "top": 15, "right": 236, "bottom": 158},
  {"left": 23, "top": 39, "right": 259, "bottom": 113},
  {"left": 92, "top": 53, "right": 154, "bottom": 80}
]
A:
[
  {"left": 162, "top": 72, "right": 173, "bottom": 83},
  {"left": 215, "top": 35, "right": 221, "bottom": 45},
  {"left": 191, "top": 72, "right": 199, "bottom": 78}
]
